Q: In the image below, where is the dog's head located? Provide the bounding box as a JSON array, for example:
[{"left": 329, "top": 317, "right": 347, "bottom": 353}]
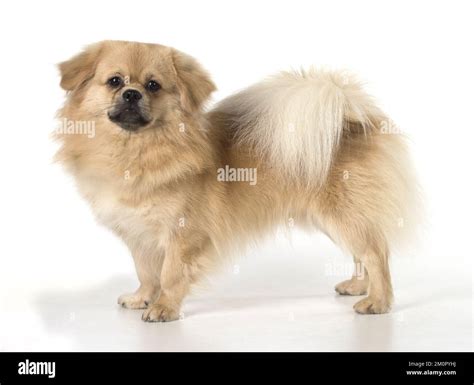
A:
[{"left": 59, "top": 40, "right": 216, "bottom": 132}]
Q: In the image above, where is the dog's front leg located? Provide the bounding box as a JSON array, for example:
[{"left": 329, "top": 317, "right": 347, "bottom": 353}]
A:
[
  {"left": 118, "top": 246, "right": 163, "bottom": 309},
  {"left": 142, "top": 236, "right": 211, "bottom": 322}
]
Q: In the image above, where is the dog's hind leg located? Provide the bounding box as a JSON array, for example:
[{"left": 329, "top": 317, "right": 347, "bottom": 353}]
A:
[
  {"left": 330, "top": 224, "right": 393, "bottom": 314},
  {"left": 322, "top": 208, "right": 394, "bottom": 314},
  {"left": 352, "top": 238, "right": 393, "bottom": 314},
  {"left": 335, "top": 258, "right": 369, "bottom": 296}
]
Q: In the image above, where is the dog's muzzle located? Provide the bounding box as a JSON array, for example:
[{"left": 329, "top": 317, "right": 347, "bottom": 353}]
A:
[{"left": 108, "top": 88, "right": 151, "bottom": 131}]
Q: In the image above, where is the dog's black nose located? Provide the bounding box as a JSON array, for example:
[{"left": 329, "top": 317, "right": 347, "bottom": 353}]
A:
[{"left": 122, "top": 89, "right": 142, "bottom": 103}]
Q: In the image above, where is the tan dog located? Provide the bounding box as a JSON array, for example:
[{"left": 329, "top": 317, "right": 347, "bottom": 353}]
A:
[{"left": 55, "top": 40, "right": 419, "bottom": 321}]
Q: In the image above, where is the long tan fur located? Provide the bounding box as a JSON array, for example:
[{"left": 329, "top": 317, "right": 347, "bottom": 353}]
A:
[{"left": 55, "top": 40, "right": 419, "bottom": 321}]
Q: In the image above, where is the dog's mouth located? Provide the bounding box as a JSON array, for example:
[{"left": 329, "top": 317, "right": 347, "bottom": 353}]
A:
[{"left": 107, "top": 105, "right": 151, "bottom": 132}]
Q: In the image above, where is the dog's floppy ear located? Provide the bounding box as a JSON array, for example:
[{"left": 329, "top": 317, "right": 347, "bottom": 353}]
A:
[
  {"left": 171, "top": 49, "right": 216, "bottom": 113},
  {"left": 59, "top": 43, "right": 103, "bottom": 91}
]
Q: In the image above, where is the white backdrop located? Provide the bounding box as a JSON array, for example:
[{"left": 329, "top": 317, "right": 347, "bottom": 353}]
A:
[{"left": 0, "top": 0, "right": 472, "bottom": 351}]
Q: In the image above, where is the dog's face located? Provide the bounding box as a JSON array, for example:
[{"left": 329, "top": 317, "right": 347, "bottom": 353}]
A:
[{"left": 59, "top": 40, "right": 215, "bottom": 132}]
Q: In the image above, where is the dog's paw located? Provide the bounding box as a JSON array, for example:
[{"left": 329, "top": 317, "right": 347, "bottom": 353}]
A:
[
  {"left": 118, "top": 293, "right": 151, "bottom": 309},
  {"left": 353, "top": 296, "right": 391, "bottom": 314},
  {"left": 335, "top": 278, "right": 368, "bottom": 296},
  {"left": 142, "top": 304, "right": 180, "bottom": 322}
]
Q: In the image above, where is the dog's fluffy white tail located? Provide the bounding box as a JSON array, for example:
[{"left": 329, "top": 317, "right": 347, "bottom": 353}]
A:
[{"left": 214, "top": 69, "right": 385, "bottom": 185}]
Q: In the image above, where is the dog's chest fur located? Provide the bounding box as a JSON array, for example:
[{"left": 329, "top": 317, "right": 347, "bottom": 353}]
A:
[{"left": 75, "top": 174, "right": 182, "bottom": 250}]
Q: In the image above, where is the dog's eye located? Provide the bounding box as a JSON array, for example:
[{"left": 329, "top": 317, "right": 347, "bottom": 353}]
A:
[
  {"left": 146, "top": 80, "right": 161, "bottom": 92},
  {"left": 107, "top": 76, "right": 123, "bottom": 88}
]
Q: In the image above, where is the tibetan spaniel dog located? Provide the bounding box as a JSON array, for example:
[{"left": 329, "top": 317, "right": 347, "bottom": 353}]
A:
[{"left": 55, "top": 40, "right": 419, "bottom": 322}]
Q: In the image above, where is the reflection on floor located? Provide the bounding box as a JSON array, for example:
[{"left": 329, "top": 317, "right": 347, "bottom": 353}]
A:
[{"left": 1, "top": 248, "right": 471, "bottom": 352}]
